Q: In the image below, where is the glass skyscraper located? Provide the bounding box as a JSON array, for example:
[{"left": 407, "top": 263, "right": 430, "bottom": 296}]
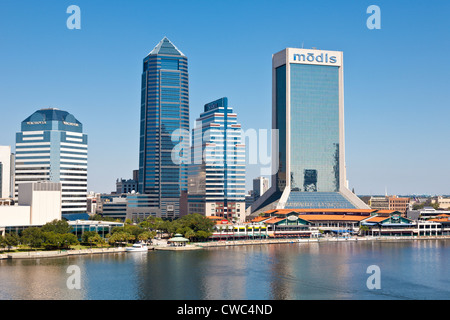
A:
[
  {"left": 138, "top": 37, "right": 189, "bottom": 218},
  {"left": 188, "top": 98, "right": 246, "bottom": 222},
  {"left": 15, "top": 108, "right": 88, "bottom": 219},
  {"left": 251, "top": 48, "right": 368, "bottom": 213}
]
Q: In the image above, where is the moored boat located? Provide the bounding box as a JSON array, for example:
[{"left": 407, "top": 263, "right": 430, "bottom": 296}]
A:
[{"left": 125, "top": 242, "right": 149, "bottom": 252}]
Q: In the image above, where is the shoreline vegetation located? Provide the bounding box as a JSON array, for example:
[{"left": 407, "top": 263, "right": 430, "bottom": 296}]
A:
[
  {"left": 2, "top": 214, "right": 450, "bottom": 260},
  {"left": 2, "top": 235, "right": 450, "bottom": 260},
  {"left": 0, "top": 213, "right": 215, "bottom": 253}
]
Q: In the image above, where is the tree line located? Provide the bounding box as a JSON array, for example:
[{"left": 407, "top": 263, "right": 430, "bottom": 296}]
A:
[{"left": 0, "top": 213, "right": 216, "bottom": 252}]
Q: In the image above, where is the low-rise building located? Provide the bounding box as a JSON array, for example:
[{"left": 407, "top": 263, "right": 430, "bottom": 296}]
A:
[
  {"left": 369, "top": 196, "right": 389, "bottom": 210},
  {"left": 208, "top": 216, "right": 268, "bottom": 240},
  {"left": 433, "top": 196, "right": 450, "bottom": 210},
  {"left": 369, "top": 195, "right": 411, "bottom": 213},
  {"left": 69, "top": 219, "right": 124, "bottom": 240},
  {"left": 101, "top": 197, "right": 127, "bottom": 220},
  {"left": 116, "top": 178, "right": 138, "bottom": 194},
  {"left": 361, "top": 211, "right": 415, "bottom": 236},
  {"left": 0, "top": 182, "right": 62, "bottom": 234}
]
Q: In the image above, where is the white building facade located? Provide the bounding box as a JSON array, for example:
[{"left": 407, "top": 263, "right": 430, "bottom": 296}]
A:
[
  {"left": 15, "top": 108, "right": 87, "bottom": 219},
  {"left": 0, "top": 146, "right": 13, "bottom": 199},
  {"left": 0, "top": 181, "right": 62, "bottom": 230}
]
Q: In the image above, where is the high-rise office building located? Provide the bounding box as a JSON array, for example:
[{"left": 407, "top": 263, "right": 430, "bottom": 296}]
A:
[
  {"left": 188, "top": 98, "right": 246, "bottom": 222},
  {"left": 0, "top": 146, "right": 13, "bottom": 199},
  {"left": 251, "top": 48, "right": 368, "bottom": 214},
  {"left": 253, "top": 176, "right": 269, "bottom": 199},
  {"left": 15, "top": 108, "right": 88, "bottom": 218},
  {"left": 138, "top": 37, "right": 189, "bottom": 218}
]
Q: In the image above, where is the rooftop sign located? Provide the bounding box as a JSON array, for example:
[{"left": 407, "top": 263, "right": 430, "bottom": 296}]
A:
[{"left": 288, "top": 48, "right": 342, "bottom": 67}]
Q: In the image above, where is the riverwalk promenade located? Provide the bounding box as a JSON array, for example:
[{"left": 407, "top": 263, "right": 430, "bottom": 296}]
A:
[
  {"left": 196, "top": 235, "right": 450, "bottom": 248},
  {"left": 2, "top": 235, "right": 449, "bottom": 260}
]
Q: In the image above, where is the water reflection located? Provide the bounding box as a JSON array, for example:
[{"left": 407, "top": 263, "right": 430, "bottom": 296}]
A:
[{"left": 1, "top": 241, "right": 450, "bottom": 300}]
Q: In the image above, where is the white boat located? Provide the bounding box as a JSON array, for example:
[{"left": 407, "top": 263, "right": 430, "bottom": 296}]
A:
[{"left": 126, "top": 242, "right": 149, "bottom": 252}]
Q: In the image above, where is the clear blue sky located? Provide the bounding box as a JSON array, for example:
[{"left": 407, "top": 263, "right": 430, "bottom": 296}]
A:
[{"left": 0, "top": 0, "right": 449, "bottom": 196}]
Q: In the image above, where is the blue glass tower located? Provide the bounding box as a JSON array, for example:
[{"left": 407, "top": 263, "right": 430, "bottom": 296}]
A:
[
  {"left": 138, "top": 37, "right": 189, "bottom": 218},
  {"left": 188, "top": 98, "right": 246, "bottom": 222},
  {"left": 15, "top": 108, "right": 88, "bottom": 219},
  {"left": 251, "top": 48, "right": 369, "bottom": 214}
]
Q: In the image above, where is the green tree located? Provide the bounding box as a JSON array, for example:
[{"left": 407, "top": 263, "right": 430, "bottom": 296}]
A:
[
  {"left": 89, "top": 214, "right": 119, "bottom": 222},
  {"left": 185, "top": 229, "right": 196, "bottom": 241},
  {"left": 81, "top": 231, "right": 98, "bottom": 244},
  {"left": 21, "top": 227, "right": 44, "bottom": 250},
  {"left": 137, "top": 231, "right": 156, "bottom": 242},
  {"left": 62, "top": 233, "right": 79, "bottom": 248},
  {"left": 41, "top": 219, "right": 72, "bottom": 234},
  {"left": 195, "top": 230, "right": 212, "bottom": 241},
  {"left": 4, "top": 233, "right": 20, "bottom": 251},
  {"left": 108, "top": 231, "right": 129, "bottom": 246},
  {"left": 42, "top": 232, "right": 62, "bottom": 249},
  {"left": 359, "top": 225, "right": 370, "bottom": 236},
  {"left": 81, "top": 231, "right": 103, "bottom": 247}
]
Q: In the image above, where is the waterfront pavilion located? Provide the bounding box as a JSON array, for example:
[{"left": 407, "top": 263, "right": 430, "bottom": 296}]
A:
[{"left": 167, "top": 233, "right": 189, "bottom": 246}]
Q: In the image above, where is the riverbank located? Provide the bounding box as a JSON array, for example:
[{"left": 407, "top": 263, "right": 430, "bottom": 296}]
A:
[
  {"left": 196, "top": 235, "right": 450, "bottom": 247},
  {"left": 0, "top": 247, "right": 129, "bottom": 260},
  {"left": 2, "top": 235, "right": 449, "bottom": 260}
]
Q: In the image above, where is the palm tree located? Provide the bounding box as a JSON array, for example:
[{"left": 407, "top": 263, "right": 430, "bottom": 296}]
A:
[{"left": 359, "top": 225, "right": 370, "bottom": 236}]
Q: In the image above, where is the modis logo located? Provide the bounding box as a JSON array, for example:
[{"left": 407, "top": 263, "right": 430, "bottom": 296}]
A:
[{"left": 293, "top": 53, "right": 337, "bottom": 64}]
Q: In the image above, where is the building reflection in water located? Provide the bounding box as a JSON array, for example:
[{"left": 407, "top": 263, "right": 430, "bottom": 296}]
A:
[
  {"left": 1, "top": 241, "right": 450, "bottom": 300},
  {"left": 0, "top": 257, "right": 86, "bottom": 300}
]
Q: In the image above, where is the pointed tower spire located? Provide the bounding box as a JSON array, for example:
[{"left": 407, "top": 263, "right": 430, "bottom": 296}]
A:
[{"left": 148, "top": 37, "right": 185, "bottom": 56}]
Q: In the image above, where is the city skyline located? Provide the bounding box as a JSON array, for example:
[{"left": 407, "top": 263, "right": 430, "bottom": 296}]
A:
[{"left": 1, "top": 1, "right": 449, "bottom": 196}]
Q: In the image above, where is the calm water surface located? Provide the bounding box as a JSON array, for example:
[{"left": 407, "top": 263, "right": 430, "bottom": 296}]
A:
[{"left": 1, "top": 240, "right": 450, "bottom": 300}]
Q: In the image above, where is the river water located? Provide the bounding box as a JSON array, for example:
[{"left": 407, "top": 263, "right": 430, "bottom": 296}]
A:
[{"left": 1, "top": 240, "right": 449, "bottom": 300}]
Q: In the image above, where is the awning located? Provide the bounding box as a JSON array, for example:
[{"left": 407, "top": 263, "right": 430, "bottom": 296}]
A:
[
  {"left": 361, "top": 222, "right": 378, "bottom": 226},
  {"left": 331, "top": 229, "right": 353, "bottom": 233}
]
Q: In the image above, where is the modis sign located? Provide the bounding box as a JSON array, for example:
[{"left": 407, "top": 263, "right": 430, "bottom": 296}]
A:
[{"left": 288, "top": 49, "right": 342, "bottom": 67}]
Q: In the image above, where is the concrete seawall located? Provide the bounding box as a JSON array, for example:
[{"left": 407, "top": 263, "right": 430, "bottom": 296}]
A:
[
  {"left": 2, "top": 236, "right": 449, "bottom": 259},
  {"left": 0, "top": 247, "right": 127, "bottom": 260}
]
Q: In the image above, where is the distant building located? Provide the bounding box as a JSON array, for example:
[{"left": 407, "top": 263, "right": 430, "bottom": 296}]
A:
[
  {"left": 126, "top": 193, "right": 161, "bottom": 222},
  {"left": 369, "top": 195, "right": 410, "bottom": 213},
  {"left": 433, "top": 196, "right": 450, "bottom": 210},
  {"left": 15, "top": 108, "right": 88, "bottom": 219},
  {"left": 253, "top": 176, "right": 269, "bottom": 199},
  {"left": 138, "top": 37, "right": 189, "bottom": 218},
  {"left": 188, "top": 97, "right": 246, "bottom": 222},
  {"left": 369, "top": 196, "right": 389, "bottom": 210},
  {"left": 116, "top": 178, "right": 137, "bottom": 194},
  {"left": 415, "top": 207, "right": 450, "bottom": 219},
  {"left": 389, "top": 195, "right": 411, "bottom": 213},
  {"left": 0, "top": 146, "right": 13, "bottom": 199},
  {"left": 86, "top": 192, "right": 98, "bottom": 215},
  {"left": 245, "top": 190, "right": 256, "bottom": 209},
  {"left": 101, "top": 196, "right": 127, "bottom": 221},
  {"left": 250, "top": 47, "right": 369, "bottom": 215},
  {"left": 0, "top": 181, "right": 62, "bottom": 232}
]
